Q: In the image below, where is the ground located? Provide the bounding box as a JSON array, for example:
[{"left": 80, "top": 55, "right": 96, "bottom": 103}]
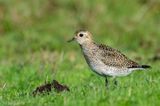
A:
[{"left": 0, "top": 0, "right": 160, "bottom": 106}]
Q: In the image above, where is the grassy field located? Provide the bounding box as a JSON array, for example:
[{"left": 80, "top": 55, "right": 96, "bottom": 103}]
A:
[{"left": 0, "top": 0, "right": 160, "bottom": 106}]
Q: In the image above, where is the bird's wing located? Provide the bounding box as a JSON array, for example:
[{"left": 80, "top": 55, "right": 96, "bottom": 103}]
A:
[{"left": 97, "top": 44, "right": 139, "bottom": 68}]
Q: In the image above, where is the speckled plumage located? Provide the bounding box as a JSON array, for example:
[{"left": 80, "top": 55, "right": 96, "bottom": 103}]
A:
[
  {"left": 96, "top": 44, "right": 139, "bottom": 68},
  {"left": 69, "top": 30, "right": 150, "bottom": 77}
]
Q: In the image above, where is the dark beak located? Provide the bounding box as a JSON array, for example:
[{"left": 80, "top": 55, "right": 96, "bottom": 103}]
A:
[{"left": 67, "top": 37, "right": 75, "bottom": 43}]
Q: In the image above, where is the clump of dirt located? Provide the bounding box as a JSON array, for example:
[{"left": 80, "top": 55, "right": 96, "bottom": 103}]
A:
[
  {"left": 32, "top": 80, "right": 70, "bottom": 96},
  {"left": 53, "top": 80, "right": 70, "bottom": 92}
]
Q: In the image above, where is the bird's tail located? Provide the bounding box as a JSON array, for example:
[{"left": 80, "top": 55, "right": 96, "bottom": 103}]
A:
[{"left": 141, "top": 65, "right": 151, "bottom": 69}]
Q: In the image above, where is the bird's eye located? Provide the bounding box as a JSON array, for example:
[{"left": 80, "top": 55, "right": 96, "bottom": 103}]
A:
[{"left": 79, "top": 33, "right": 83, "bottom": 37}]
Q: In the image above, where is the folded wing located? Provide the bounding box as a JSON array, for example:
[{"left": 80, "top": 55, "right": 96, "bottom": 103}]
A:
[{"left": 97, "top": 44, "right": 139, "bottom": 68}]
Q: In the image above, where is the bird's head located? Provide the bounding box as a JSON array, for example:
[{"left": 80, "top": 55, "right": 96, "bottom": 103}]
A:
[{"left": 68, "top": 30, "right": 93, "bottom": 45}]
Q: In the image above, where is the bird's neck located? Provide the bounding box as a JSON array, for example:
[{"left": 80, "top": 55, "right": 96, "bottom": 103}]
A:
[{"left": 80, "top": 41, "right": 96, "bottom": 50}]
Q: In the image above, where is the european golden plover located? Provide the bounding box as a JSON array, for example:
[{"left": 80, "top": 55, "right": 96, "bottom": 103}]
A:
[{"left": 68, "top": 30, "right": 151, "bottom": 87}]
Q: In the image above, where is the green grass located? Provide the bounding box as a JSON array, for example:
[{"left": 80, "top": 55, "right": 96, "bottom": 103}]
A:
[{"left": 0, "top": 0, "right": 160, "bottom": 106}]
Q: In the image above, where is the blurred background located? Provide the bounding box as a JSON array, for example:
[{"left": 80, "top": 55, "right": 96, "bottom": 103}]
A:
[
  {"left": 0, "top": 0, "right": 160, "bottom": 105},
  {"left": 0, "top": 0, "right": 159, "bottom": 61}
]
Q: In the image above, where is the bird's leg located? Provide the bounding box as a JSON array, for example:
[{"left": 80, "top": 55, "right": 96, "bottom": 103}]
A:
[
  {"left": 114, "top": 80, "right": 118, "bottom": 86},
  {"left": 105, "top": 77, "right": 109, "bottom": 89},
  {"left": 113, "top": 77, "right": 118, "bottom": 86}
]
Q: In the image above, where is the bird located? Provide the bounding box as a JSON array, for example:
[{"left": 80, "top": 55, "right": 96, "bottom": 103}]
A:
[{"left": 68, "top": 30, "right": 151, "bottom": 87}]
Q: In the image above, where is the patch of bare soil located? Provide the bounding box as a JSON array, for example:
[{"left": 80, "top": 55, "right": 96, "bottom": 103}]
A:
[{"left": 32, "top": 80, "right": 70, "bottom": 96}]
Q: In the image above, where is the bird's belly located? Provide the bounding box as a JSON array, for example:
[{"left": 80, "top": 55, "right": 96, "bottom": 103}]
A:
[
  {"left": 89, "top": 60, "right": 132, "bottom": 77},
  {"left": 103, "top": 67, "right": 132, "bottom": 77}
]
